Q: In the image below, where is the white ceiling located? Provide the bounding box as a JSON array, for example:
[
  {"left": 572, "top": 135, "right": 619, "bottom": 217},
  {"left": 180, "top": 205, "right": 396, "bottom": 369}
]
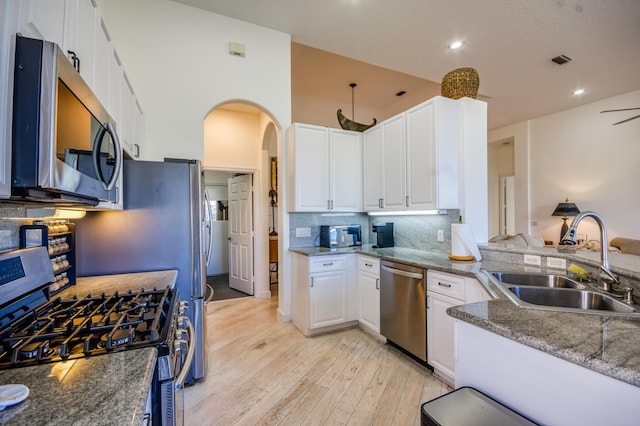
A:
[{"left": 171, "top": 0, "right": 640, "bottom": 129}]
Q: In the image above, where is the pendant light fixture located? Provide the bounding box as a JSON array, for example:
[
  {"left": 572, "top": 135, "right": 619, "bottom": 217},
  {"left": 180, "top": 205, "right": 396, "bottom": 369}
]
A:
[{"left": 336, "top": 82, "right": 377, "bottom": 132}]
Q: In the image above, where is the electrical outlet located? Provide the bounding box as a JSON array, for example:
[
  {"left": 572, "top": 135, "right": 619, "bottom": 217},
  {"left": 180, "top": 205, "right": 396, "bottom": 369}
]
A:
[
  {"left": 437, "top": 230, "right": 444, "bottom": 242},
  {"left": 524, "top": 254, "right": 541, "bottom": 266},
  {"left": 295, "top": 227, "right": 311, "bottom": 238},
  {"left": 547, "top": 257, "right": 567, "bottom": 269}
]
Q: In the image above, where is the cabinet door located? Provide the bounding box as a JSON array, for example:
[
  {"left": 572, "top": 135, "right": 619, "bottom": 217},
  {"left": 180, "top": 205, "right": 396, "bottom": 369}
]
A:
[
  {"left": 18, "top": 0, "right": 67, "bottom": 46},
  {"left": 93, "top": 18, "right": 110, "bottom": 108},
  {"left": 310, "top": 270, "right": 347, "bottom": 328},
  {"left": 381, "top": 114, "right": 406, "bottom": 210},
  {"left": 330, "top": 129, "right": 362, "bottom": 211},
  {"left": 108, "top": 48, "right": 122, "bottom": 128},
  {"left": 64, "top": 0, "right": 97, "bottom": 88},
  {"left": 0, "top": 1, "right": 19, "bottom": 198},
  {"left": 427, "top": 292, "right": 461, "bottom": 385},
  {"left": 291, "top": 124, "right": 330, "bottom": 211},
  {"left": 363, "top": 125, "right": 384, "bottom": 211},
  {"left": 119, "top": 72, "right": 135, "bottom": 156},
  {"left": 131, "top": 99, "right": 144, "bottom": 159},
  {"left": 359, "top": 269, "right": 380, "bottom": 333},
  {"left": 406, "top": 101, "right": 437, "bottom": 209}
]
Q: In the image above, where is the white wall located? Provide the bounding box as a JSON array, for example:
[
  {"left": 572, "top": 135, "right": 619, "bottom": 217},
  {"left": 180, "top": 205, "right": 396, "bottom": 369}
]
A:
[
  {"left": 489, "top": 89, "right": 640, "bottom": 244},
  {"left": 99, "top": 0, "right": 292, "bottom": 304},
  {"left": 98, "top": 0, "right": 291, "bottom": 161}
]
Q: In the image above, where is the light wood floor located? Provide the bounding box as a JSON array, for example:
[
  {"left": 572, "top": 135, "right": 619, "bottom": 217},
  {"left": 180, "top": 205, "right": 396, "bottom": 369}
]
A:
[{"left": 184, "top": 289, "right": 450, "bottom": 425}]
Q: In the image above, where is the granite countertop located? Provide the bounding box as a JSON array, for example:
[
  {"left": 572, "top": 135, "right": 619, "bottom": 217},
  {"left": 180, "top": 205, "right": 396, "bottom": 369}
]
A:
[
  {"left": 0, "top": 270, "right": 178, "bottom": 425},
  {"left": 290, "top": 244, "right": 640, "bottom": 388}
]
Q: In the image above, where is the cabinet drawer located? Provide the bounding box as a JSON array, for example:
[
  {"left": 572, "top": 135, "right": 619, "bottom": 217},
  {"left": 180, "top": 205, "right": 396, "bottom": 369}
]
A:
[
  {"left": 358, "top": 256, "right": 380, "bottom": 273},
  {"left": 309, "top": 256, "right": 346, "bottom": 273},
  {"left": 427, "top": 270, "right": 465, "bottom": 300}
]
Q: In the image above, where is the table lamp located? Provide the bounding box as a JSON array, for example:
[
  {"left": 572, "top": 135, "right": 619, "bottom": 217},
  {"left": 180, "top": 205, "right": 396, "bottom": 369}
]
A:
[{"left": 552, "top": 198, "right": 580, "bottom": 243}]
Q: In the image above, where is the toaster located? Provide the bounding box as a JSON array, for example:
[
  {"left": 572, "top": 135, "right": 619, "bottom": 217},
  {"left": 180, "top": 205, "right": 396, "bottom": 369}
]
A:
[{"left": 320, "top": 225, "right": 362, "bottom": 249}]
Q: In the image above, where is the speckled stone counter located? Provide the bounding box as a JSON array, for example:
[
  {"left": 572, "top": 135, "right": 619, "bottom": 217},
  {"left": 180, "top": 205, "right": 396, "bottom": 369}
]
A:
[
  {"left": 0, "top": 270, "right": 178, "bottom": 425},
  {"left": 290, "top": 245, "right": 640, "bottom": 388},
  {"left": 448, "top": 299, "right": 640, "bottom": 388}
]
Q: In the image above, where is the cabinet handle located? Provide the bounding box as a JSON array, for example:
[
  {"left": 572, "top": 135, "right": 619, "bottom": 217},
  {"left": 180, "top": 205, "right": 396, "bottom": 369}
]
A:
[
  {"left": 365, "top": 263, "right": 372, "bottom": 267},
  {"left": 406, "top": 195, "right": 410, "bottom": 207},
  {"left": 327, "top": 200, "right": 331, "bottom": 210},
  {"left": 311, "top": 277, "right": 314, "bottom": 287},
  {"left": 323, "top": 262, "right": 334, "bottom": 267},
  {"left": 330, "top": 200, "right": 334, "bottom": 210},
  {"left": 378, "top": 198, "right": 383, "bottom": 208},
  {"left": 438, "top": 282, "right": 452, "bottom": 288},
  {"left": 376, "top": 278, "right": 379, "bottom": 290},
  {"left": 426, "top": 295, "right": 430, "bottom": 309}
]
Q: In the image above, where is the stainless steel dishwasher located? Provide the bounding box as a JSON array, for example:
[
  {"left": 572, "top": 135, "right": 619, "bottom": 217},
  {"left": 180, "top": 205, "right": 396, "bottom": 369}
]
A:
[{"left": 380, "top": 260, "right": 427, "bottom": 362}]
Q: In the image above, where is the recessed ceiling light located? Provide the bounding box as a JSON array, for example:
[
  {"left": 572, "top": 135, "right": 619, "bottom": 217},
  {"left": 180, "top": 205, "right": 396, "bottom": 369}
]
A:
[
  {"left": 449, "top": 40, "right": 463, "bottom": 50},
  {"left": 573, "top": 88, "right": 585, "bottom": 96}
]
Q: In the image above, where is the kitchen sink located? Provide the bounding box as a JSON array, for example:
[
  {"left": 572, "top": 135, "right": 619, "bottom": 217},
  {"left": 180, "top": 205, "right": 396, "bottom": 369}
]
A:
[
  {"left": 486, "top": 270, "right": 639, "bottom": 316},
  {"left": 508, "top": 286, "right": 635, "bottom": 313},
  {"left": 492, "top": 272, "right": 586, "bottom": 289}
]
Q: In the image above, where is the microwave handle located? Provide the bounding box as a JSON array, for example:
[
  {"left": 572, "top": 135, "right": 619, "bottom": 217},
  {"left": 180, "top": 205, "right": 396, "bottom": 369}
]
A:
[{"left": 92, "top": 122, "right": 122, "bottom": 191}]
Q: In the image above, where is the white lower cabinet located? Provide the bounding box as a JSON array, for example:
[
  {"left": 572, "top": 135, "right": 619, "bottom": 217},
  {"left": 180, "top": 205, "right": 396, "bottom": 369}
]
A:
[
  {"left": 427, "top": 270, "right": 490, "bottom": 385},
  {"left": 291, "top": 253, "right": 357, "bottom": 336},
  {"left": 357, "top": 255, "right": 380, "bottom": 334}
]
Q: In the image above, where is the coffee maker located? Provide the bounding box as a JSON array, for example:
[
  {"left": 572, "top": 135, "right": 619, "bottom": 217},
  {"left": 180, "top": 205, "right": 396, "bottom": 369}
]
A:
[{"left": 372, "top": 222, "right": 394, "bottom": 248}]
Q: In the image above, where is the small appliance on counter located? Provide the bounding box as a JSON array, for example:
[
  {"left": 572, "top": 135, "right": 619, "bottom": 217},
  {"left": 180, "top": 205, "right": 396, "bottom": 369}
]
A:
[
  {"left": 320, "top": 225, "right": 362, "bottom": 249},
  {"left": 373, "top": 222, "right": 395, "bottom": 248}
]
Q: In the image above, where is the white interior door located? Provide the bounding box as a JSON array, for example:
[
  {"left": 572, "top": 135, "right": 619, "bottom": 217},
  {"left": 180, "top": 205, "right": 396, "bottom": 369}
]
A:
[{"left": 228, "top": 174, "right": 253, "bottom": 294}]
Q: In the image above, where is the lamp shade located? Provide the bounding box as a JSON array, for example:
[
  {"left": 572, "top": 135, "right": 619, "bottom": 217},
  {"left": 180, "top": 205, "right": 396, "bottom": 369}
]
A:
[{"left": 552, "top": 198, "right": 580, "bottom": 217}]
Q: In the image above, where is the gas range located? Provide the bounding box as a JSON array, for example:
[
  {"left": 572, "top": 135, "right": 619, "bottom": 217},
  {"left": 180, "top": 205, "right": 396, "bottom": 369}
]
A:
[
  {"left": 0, "top": 247, "right": 179, "bottom": 370},
  {"left": 0, "top": 247, "right": 192, "bottom": 425},
  {"left": 0, "top": 287, "right": 177, "bottom": 369}
]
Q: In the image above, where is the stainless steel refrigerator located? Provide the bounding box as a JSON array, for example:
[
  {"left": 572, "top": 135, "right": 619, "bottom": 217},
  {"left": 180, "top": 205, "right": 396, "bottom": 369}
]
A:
[{"left": 75, "top": 158, "right": 212, "bottom": 385}]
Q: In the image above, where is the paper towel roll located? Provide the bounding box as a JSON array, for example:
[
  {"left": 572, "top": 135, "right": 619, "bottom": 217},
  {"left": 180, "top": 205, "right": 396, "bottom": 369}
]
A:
[{"left": 451, "top": 224, "right": 482, "bottom": 261}]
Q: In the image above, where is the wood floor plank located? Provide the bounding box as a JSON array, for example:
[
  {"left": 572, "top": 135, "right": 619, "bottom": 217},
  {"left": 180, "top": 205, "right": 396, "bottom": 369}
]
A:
[{"left": 184, "top": 290, "right": 449, "bottom": 426}]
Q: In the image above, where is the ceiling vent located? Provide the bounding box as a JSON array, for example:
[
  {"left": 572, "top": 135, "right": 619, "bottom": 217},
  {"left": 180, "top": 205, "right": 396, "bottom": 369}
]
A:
[{"left": 551, "top": 54, "right": 571, "bottom": 65}]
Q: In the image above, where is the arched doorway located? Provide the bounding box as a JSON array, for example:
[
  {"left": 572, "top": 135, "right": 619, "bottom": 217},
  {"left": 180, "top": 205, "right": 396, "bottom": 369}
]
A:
[{"left": 203, "top": 101, "right": 281, "bottom": 300}]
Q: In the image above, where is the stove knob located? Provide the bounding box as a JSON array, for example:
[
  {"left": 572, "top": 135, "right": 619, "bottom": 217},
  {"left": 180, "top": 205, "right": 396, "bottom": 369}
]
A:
[
  {"left": 174, "top": 339, "right": 188, "bottom": 356},
  {"left": 177, "top": 315, "right": 189, "bottom": 329},
  {"left": 175, "top": 328, "right": 188, "bottom": 340},
  {"left": 179, "top": 301, "right": 189, "bottom": 315}
]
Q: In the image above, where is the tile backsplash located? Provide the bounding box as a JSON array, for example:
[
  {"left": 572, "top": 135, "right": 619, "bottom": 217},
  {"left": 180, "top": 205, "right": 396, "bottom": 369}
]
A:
[
  {"left": 0, "top": 207, "right": 30, "bottom": 251},
  {"left": 290, "top": 210, "right": 461, "bottom": 254}
]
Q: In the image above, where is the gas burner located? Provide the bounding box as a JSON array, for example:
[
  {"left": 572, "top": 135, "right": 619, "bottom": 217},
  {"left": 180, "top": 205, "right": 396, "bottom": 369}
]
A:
[
  {"left": 20, "top": 341, "right": 50, "bottom": 359},
  {"left": 100, "top": 329, "right": 130, "bottom": 348}
]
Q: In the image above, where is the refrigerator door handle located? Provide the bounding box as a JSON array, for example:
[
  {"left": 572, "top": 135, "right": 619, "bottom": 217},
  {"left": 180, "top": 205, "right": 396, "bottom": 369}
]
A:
[{"left": 203, "top": 190, "right": 214, "bottom": 266}]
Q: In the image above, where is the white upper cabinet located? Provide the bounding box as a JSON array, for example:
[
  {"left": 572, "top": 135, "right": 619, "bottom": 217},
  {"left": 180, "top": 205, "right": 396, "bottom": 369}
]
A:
[
  {"left": 406, "top": 97, "right": 460, "bottom": 209},
  {"left": 288, "top": 123, "right": 363, "bottom": 212},
  {"left": 363, "top": 96, "right": 462, "bottom": 212},
  {"left": 0, "top": 1, "right": 20, "bottom": 198},
  {"left": 18, "top": 0, "right": 67, "bottom": 47},
  {"left": 362, "top": 125, "right": 384, "bottom": 210},
  {"left": 63, "top": 0, "right": 98, "bottom": 89}
]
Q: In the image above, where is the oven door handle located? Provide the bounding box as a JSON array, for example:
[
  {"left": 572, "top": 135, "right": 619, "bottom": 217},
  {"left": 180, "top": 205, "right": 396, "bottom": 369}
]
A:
[{"left": 175, "top": 316, "right": 196, "bottom": 390}]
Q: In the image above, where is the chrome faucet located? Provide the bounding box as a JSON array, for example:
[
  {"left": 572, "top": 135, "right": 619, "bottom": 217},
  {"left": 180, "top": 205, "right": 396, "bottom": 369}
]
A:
[{"left": 560, "top": 211, "right": 619, "bottom": 291}]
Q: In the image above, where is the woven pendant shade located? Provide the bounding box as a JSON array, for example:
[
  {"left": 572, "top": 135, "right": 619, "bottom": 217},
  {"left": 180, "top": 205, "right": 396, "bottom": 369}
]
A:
[{"left": 441, "top": 67, "right": 480, "bottom": 100}]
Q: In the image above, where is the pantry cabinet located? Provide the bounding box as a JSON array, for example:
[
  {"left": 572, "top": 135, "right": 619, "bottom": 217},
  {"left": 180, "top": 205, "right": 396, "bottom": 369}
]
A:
[
  {"left": 426, "top": 270, "right": 491, "bottom": 385},
  {"left": 291, "top": 253, "right": 357, "bottom": 336},
  {"left": 357, "top": 255, "right": 381, "bottom": 334},
  {"left": 363, "top": 96, "right": 460, "bottom": 212},
  {"left": 287, "top": 123, "right": 362, "bottom": 212},
  {"left": 0, "top": 1, "right": 19, "bottom": 198}
]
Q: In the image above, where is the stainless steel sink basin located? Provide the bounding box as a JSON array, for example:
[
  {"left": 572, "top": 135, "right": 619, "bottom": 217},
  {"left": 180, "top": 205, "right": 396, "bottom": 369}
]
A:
[
  {"left": 508, "top": 286, "right": 635, "bottom": 313},
  {"left": 492, "top": 272, "right": 586, "bottom": 289},
  {"left": 485, "top": 270, "right": 639, "bottom": 316}
]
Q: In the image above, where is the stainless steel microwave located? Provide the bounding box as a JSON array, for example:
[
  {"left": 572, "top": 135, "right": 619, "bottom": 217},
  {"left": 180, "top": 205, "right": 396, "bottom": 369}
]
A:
[{"left": 11, "top": 35, "right": 122, "bottom": 206}]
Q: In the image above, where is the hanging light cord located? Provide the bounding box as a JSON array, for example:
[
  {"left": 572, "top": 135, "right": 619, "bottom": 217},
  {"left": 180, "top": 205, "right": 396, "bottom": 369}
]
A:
[{"left": 350, "top": 83, "right": 357, "bottom": 120}]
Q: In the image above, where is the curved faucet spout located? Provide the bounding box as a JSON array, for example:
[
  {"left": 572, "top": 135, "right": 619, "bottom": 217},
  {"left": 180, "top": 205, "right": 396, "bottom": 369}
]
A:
[{"left": 561, "top": 211, "right": 619, "bottom": 289}]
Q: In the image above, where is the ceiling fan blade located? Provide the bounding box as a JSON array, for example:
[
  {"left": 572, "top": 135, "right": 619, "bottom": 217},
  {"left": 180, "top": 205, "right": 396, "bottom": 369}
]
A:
[
  {"left": 601, "top": 107, "right": 640, "bottom": 113},
  {"left": 613, "top": 114, "right": 640, "bottom": 125}
]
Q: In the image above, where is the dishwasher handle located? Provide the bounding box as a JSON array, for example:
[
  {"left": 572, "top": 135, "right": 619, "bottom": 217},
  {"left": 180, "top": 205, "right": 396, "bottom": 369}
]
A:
[{"left": 381, "top": 265, "right": 424, "bottom": 280}]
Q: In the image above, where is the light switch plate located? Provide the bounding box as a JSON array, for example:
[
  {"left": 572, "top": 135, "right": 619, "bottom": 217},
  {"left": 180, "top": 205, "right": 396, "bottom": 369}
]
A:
[{"left": 437, "top": 230, "right": 444, "bottom": 242}]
